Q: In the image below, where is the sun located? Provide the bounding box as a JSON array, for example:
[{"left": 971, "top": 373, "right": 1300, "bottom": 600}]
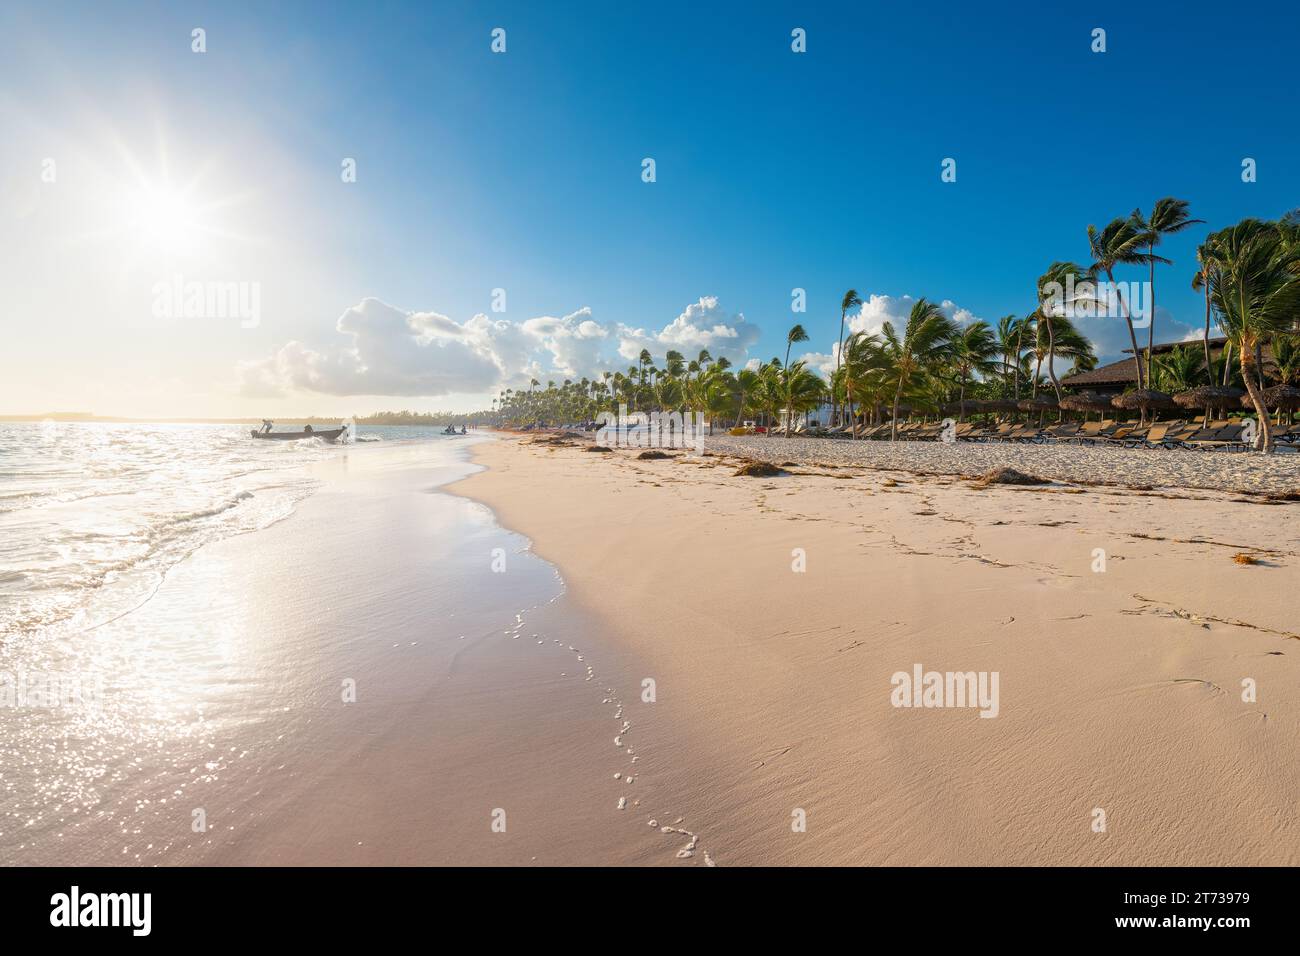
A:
[{"left": 127, "top": 182, "right": 203, "bottom": 253}]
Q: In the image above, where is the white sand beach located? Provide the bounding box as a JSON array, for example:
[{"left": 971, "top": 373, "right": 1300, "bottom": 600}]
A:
[{"left": 448, "top": 433, "right": 1300, "bottom": 865}]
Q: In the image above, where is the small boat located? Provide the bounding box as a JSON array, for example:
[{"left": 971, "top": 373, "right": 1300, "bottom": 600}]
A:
[{"left": 250, "top": 420, "right": 348, "bottom": 442}]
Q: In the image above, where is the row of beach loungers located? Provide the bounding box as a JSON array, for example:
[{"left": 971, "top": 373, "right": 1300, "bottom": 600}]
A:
[{"left": 817, "top": 419, "right": 1299, "bottom": 451}]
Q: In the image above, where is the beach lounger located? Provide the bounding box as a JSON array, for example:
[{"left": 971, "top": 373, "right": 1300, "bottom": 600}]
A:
[
  {"left": 1042, "top": 422, "right": 1081, "bottom": 442},
  {"left": 1176, "top": 421, "right": 1230, "bottom": 449},
  {"left": 1068, "top": 420, "right": 1111, "bottom": 444},
  {"left": 1006, "top": 423, "right": 1043, "bottom": 443},
  {"left": 1196, "top": 424, "right": 1249, "bottom": 451},
  {"left": 1117, "top": 424, "right": 1151, "bottom": 447}
]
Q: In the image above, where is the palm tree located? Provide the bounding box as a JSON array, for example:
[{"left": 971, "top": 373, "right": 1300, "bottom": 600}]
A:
[
  {"left": 1088, "top": 215, "right": 1157, "bottom": 389},
  {"left": 1152, "top": 344, "right": 1204, "bottom": 393},
  {"left": 1207, "top": 218, "right": 1300, "bottom": 452},
  {"left": 994, "top": 315, "right": 1024, "bottom": 398},
  {"left": 734, "top": 367, "right": 761, "bottom": 425},
  {"left": 777, "top": 360, "right": 827, "bottom": 431},
  {"left": 949, "top": 321, "right": 997, "bottom": 419},
  {"left": 882, "top": 299, "right": 956, "bottom": 440},
  {"left": 1191, "top": 235, "right": 1222, "bottom": 384},
  {"left": 1134, "top": 198, "right": 1202, "bottom": 377},
  {"left": 835, "top": 289, "right": 862, "bottom": 428},
  {"left": 842, "top": 330, "right": 889, "bottom": 427},
  {"left": 782, "top": 323, "right": 810, "bottom": 434},
  {"left": 1036, "top": 261, "right": 1092, "bottom": 401}
]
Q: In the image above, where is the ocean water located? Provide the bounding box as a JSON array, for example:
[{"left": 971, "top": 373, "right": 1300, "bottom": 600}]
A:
[
  {"left": 0, "top": 422, "right": 601, "bottom": 864},
  {"left": 0, "top": 422, "right": 465, "bottom": 639}
]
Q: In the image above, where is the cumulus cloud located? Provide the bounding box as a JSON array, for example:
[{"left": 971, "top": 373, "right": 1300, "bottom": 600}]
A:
[
  {"left": 238, "top": 295, "right": 760, "bottom": 399},
  {"left": 237, "top": 298, "right": 502, "bottom": 398},
  {"left": 846, "top": 293, "right": 986, "bottom": 341},
  {"left": 797, "top": 351, "right": 837, "bottom": 378},
  {"left": 616, "top": 296, "right": 761, "bottom": 367}
]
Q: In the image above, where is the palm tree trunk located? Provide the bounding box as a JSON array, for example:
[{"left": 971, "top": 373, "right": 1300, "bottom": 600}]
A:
[
  {"left": 1146, "top": 249, "right": 1157, "bottom": 387},
  {"left": 1201, "top": 283, "right": 1213, "bottom": 383},
  {"left": 890, "top": 379, "right": 903, "bottom": 441},
  {"left": 1242, "top": 347, "right": 1274, "bottom": 452},
  {"left": 1109, "top": 270, "right": 1145, "bottom": 390},
  {"left": 1013, "top": 328, "right": 1023, "bottom": 400},
  {"left": 1045, "top": 317, "right": 1063, "bottom": 402}
]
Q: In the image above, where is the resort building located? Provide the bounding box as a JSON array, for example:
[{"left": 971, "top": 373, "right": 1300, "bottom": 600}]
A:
[{"left": 1060, "top": 336, "right": 1274, "bottom": 396}]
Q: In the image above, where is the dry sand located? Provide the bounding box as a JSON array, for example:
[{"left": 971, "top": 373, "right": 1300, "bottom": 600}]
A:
[{"left": 450, "top": 435, "right": 1300, "bottom": 865}]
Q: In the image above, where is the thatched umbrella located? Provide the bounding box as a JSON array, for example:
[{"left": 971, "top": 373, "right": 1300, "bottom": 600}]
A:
[
  {"left": 942, "top": 399, "right": 985, "bottom": 419},
  {"left": 974, "top": 397, "right": 1018, "bottom": 421},
  {"left": 1174, "top": 385, "right": 1244, "bottom": 408},
  {"left": 1018, "top": 394, "right": 1058, "bottom": 425},
  {"left": 1059, "top": 391, "right": 1113, "bottom": 421},
  {"left": 1243, "top": 385, "right": 1300, "bottom": 424},
  {"left": 1017, "top": 395, "right": 1058, "bottom": 412},
  {"left": 1244, "top": 384, "right": 1300, "bottom": 409},
  {"left": 1112, "top": 389, "right": 1177, "bottom": 420},
  {"left": 1174, "top": 385, "right": 1245, "bottom": 426}
]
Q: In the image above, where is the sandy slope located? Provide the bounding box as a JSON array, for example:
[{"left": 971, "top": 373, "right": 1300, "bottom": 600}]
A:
[{"left": 450, "top": 436, "right": 1300, "bottom": 865}]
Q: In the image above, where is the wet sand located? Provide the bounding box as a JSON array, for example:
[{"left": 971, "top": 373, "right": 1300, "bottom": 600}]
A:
[{"left": 3, "top": 439, "right": 696, "bottom": 865}]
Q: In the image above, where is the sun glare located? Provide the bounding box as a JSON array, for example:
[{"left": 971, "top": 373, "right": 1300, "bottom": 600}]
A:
[{"left": 128, "top": 183, "right": 201, "bottom": 252}]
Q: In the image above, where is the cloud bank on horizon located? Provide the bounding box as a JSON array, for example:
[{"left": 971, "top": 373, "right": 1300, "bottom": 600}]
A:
[
  {"left": 238, "top": 295, "right": 762, "bottom": 400},
  {"left": 239, "top": 291, "right": 1203, "bottom": 404}
]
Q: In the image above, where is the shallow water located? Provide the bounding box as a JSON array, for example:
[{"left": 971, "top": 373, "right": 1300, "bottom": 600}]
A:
[
  {"left": 0, "top": 422, "right": 465, "bottom": 638},
  {"left": 0, "top": 428, "right": 589, "bottom": 864}
]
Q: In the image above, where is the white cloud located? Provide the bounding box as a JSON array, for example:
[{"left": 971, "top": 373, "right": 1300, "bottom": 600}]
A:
[
  {"left": 616, "top": 296, "right": 761, "bottom": 367},
  {"left": 797, "top": 351, "right": 837, "bottom": 378},
  {"left": 845, "top": 293, "right": 986, "bottom": 343},
  {"left": 237, "top": 298, "right": 502, "bottom": 398},
  {"left": 238, "top": 295, "right": 761, "bottom": 399}
]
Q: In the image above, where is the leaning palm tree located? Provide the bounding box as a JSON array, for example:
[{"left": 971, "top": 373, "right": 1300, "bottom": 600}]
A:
[
  {"left": 882, "top": 299, "right": 956, "bottom": 440},
  {"left": 1134, "top": 198, "right": 1202, "bottom": 375},
  {"left": 835, "top": 289, "right": 863, "bottom": 428},
  {"left": 782, "top": 323, "right": 810, "bottom": 434},
  {"left": 1088, "top": 215, "right": 1157, "bottom": 389},
  {"left": 1207, "top": 218, "right": 1300, "bottom": 452}
]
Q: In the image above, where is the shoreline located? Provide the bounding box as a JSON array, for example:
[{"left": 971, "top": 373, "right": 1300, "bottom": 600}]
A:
[
  {"left": 450, "top": 434, "right": 1300, "bottom": 865},
  {"left": 2, "top": 437, "right": 683, "bottom": 866}
]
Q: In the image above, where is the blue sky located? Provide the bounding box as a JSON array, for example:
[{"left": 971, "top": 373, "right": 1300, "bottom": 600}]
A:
[{"left": 1, "top": 0, "right": 1297, "bottom": 416}]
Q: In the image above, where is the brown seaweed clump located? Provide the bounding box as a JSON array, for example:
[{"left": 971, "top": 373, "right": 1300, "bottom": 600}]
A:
[
  {"left": 734, "top": 461, "right": 783, "bottom": 477},
  {"left": 973, "top": 467, "right": 1049, "bottom": 487}
]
